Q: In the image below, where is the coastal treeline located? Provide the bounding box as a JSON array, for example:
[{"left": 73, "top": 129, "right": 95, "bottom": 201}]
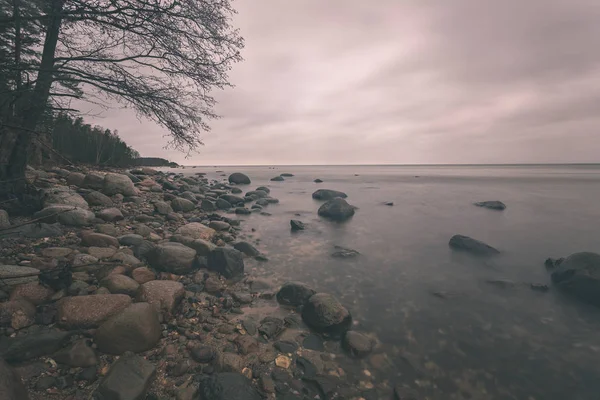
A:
[{"left": 0, "top": 0, "right": 243, "bottom": 196}]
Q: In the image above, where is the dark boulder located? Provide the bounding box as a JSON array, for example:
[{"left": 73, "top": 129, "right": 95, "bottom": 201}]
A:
[
  {"left": 235, "top": 207, "right": 251, "bottom": 215},
  {"left": 302, "top": 293, "right": 352, "bottom": 336},
  {"left": 318, "top": 198, "right": 355, "bottom": 221},
  {"left": 277, "top": 282, "right": 316, "bottom": 307},
  {"left": 220, "top": 194, "right": 245, "bottom": 206},
  {"left": 314, "top": 179, "right": 323, "bottom": 183},
  {"left": 312, "top": 189, "right": 347, "bottom": 200},
  {"left": 197, "top": 372, "right": 261, "bottom": 400},
  {"left": 228, "top": 173, "right": 251, "bottom": 185},
  {"left": 0, "top": 358, "right": 29, "bottom": 400},
  {"left": 474, "top": 200, "right": 506, "bottom": 210},
  {"left": 270, "top": 176, "right": 284, "bottom": 181},
  {"left": 0, "top": 331, "right": 72, "bottom": 363},
  {"left": 290, "top": 220, "right": 305, "bottom": 231},
  {"left": 216, "top": 198, "right": 232, "bottom": 210},
  {"left": 256, "top": 186, "right": 270, "bottom": 193},
  {"left": 448, "top": 235, "right": 499, "bottom": 256},
  {"left": 95, "top": 352, "right": 155, "bottom": 400},
  {"left": 551, "top": 252, "right": 600, "bottom": 306},
  {"left": 342, "top": 331, "right": 373, "bottom": 358},
  {"left": 147, "top": 242, "right": 197, "bottom": 274},
  {"left": 245, "top": 190, "right": 268, "bottom": 199},
  {"left": 207, "top": 248, "right": 245, "bottom": 279},
  {"left": 233, "top": 242, "right": 260, "bottom": 257}
]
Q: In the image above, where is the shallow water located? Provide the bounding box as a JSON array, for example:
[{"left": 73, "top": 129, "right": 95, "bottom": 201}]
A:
[{"left": 183, "top": 164, "right": 600, "bottom": 399}]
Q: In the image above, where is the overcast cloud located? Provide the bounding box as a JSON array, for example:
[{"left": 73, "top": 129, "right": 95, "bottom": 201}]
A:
[{"left": 84, "top": 0, "right": 600, "bottom": 165}]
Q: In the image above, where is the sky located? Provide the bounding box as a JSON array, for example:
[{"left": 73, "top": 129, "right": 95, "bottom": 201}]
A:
[{"left": 85, "top": 0, "right": 600, "bottom": 165}]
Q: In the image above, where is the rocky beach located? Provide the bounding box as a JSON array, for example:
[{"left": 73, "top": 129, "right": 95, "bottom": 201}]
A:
[{"left": 0, "top": 166, "right": 393, "bottom": 400}]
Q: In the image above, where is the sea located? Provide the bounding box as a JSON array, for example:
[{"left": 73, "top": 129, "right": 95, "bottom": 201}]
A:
[{"left": 176, "top": 164, "right": 600, "bottom": 400}]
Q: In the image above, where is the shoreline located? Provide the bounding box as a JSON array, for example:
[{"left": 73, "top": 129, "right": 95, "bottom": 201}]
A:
[{"left": 0, "top": 166, "right": 397, "bottom": 400}]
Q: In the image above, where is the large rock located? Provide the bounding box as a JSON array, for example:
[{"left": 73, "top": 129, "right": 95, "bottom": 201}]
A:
[
  {"left": 0, "top": 210, "right": 9, "bottom": 229},
  {"left": 245, "top": 190, "right": 268, "bottom": 199},
  {"left": 270, "top": 176, "right": 284, "bottom": 182},
  {"left": 302, "top": 293, "right": 352, "bottom": 336},
  {"left": 0, "top": 300, "right": 35, "bottom": 330},
  {"left": 276, "top": 282, "right": 316, "bottom": 306},
  {"left": 83, "top": 172, "right": 105, "bottom": 190},
  {"left": 170, "top": 235, "right": 215, "bottom": 257},
  {"left": 147, "top": 242, "right": 197, "bottom": 274},
  {"left": 448, "top": 235, "right": 499, "bottom": 256},
  {"left": 233, "top": 242, "right": 260, "bottom": 257},
  {"left": 131, "top": 267, "right": 156, "bottom": 284},
  {"left": 3, "top": 222, "right": 63, "bottom": 238},
  {"left": 551, "top": 252, "right": 600, "bottom": 306},
  {"left": 85, "top": 190, "right": 113, "bottom": 207},
  {"left": 100, "top": 274, "right": 140, "bottom": 296},
  {"left": 216, "top": 198, "right": 232, "bottom": 210},
  {"left": 0, "top": 358, "right": 29, "bottom": 400},
  {"left": 175, "top": 222, "right": 215, "bottom": 241},
  {"left": 97, "top": 207, "right": 124, "bottom": 222},
  {"left": 66, "top": 171, "right": 85, "bottom": 187},
  {"left": 228, "top": 173, "right": 251, "bottom": 185},
  {"left": 318, "top": 198, "right": 355, "bottom": 221},
  {"left": 43, "top": 187, "right": 89, "bottom": 209},
  {"left": 154, "top": 201, "right": 173, "bottom": 215},
  {"left": 207, "top": 248, "right": 245, "bottom": 279},
  {"left": 34, "top": 205, "right": 95, "bottom": 227},
  {"left": 171, "top": 197, "right": 195, "bottom": 212},
  {"left": 201, "top": 200, "right": 217, "bottom": 212},
  {"left": 118, "top": 234, "right": 145, "bottom": 247},
  {"left": 342, "top": 331, "right": 373, "bottom": 358},
  {"left": 94, "top": 303, "right": 162, "bottom": 354},
  {"left": 53, "top": 340, "right": 97, "bottom": 367},
  {"left": 57, "top": 294, "right": 132, "bottom": 329},
  {"left": 81, "top": 232, "right": 119, "bottom": 248},
  {"left": 474, "top": 200, "right": 506, "bottom": 210},
  {"left": 0, "top": 331, "right": 72, "bottom": 363},
  {"left": 209, "top": 221, "right": 231, "bottom": 232},
  {"left": 312, "top": 189, "right": 347, "bottom": 201},
  {"left": 9, "top": 282, "right": 54, "bottom": 305},
  {"left": 198, "top": 373, "right": 261, "bottom": 400},
  {"left": 219, "top": 194, "right": 245, "bottom": 206},
  {"left": 95, "top": 352, "right": 156, "bottom": 400},
  {"left": 0, "top": 265, "right": 39, "bottom": 287},
  {"left": 136, "top": 280, "right": 185, "bottom": 317},
  {"left": 103, "top": 173, "right": 137, "bottom": 196}
]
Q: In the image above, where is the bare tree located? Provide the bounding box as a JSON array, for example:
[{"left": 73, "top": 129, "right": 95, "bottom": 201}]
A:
[{"left": 0, "top": 0, "right": 243, "bottom": 195}]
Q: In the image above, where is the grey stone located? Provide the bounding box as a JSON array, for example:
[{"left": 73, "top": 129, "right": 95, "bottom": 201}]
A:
[
  {"left": 118, "top": 234, "right": 145, "bottom": 247},
  {"left": 136, "top": 280, "right": 185, "bottom": 317},
  {"left": 57, "top": 294, "right": 132, "bottom": 329},
  {"left": 86, "top": 191, "right": 113, "bottom": 207},
  {"left": 207, "top": 248, "right": 245, "bottom": 279},
  {"left": 448, "top": 234, "right": 499, "bottom": 256},
  {"left": 175, "top": 222, "right": 216, "bottom": 241},
  {"left": 53, "top": 339, "right": 97, "bottom": 367},
  {"left": 290, "top": 220, "right": 304, "bottom": 231},
  {"left": 318, "top": 198, "right": 355, "bottom": 221},
  {"left": 0, "top": 265, "right": 39, "bottom": 287},
  {"left": 209, "top": 221, "right": 230, "bottom": 231},
  {"left": 100, "top": 274, "right": 140, "bottom": 296},
  {"left": 200, "top": 200, "right": 216, "bottom": 212},
  {"left": 170, "top": 235, "right": 215, "bottom": 257},
  {"left": 0, "top": 210, "right": 9, "bottom": 229},
  {"left": 147, "top": 242, "right": 197, "bottom": 274},
  {"left": 551, "top": 252, "right": 600, "bottom": 306},
  {"left": 302, "top": 293, "right": 352, "bottom": 337},
  {"left": 312, "top": 189, "right": 347, "bottom": 200},
  {"left": 198, "top": 373, "right": 261, "bottom": 400},
  {"left": 66, "top": 172, "right": 85, "bottom": 187},
  {"left": 270, "top": 176, "right": 284, "bottom": 181},
  {"left": 474, "top": 200, "right": 506, "bottom": 210},
  {"left": 0, "top": 358, "right": 29, "bottom": 400},
  {"left": 0, "top": 331, "right": 72, "bottom": 363},
  {"left": 216, "top": 198, "right": 232, "bottom": 210},
  {"left": 81, "top": 232, "right": 119, "bottom": 248},
  {"left": 276, "top": 282, "right": 316, "bottom": 307},
  {"left": 103, "top": 173, "right": 137, "bottom": 196},
  {"left": 97, "top": 207, "right": 124, "bottom": 222},
  {"left": 233, "top": 242, "right": 260, "bottom": 257},
  {"left": 43, "top": 187, "right": 89, "bottom": 209},
  {"left": 154, "top": 201, "right": 173, "bottom": 215},
  {"left": 228, "top": 173, "right": 251, "bottom": 185},
  {"left": 171, "top": 197, "right": 195, "bottom": 212},
  {"left": 83, "top": 172, "right": 105, "bottom": 190},
  {"left": 95, "top": 352, "right": 156, "bottom": 400},
  {"left": 342, "top": 331, "right": 373, "bottom": 358}
]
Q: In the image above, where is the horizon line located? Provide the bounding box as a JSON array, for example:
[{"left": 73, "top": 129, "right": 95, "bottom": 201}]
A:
[{"left": 174, "top": 162, "right": 600, "bottom": 167}]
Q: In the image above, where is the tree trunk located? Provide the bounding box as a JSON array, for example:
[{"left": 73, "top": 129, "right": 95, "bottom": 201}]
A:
[{"left": 0, "top": 0, "right": 64, "bottom": 197}]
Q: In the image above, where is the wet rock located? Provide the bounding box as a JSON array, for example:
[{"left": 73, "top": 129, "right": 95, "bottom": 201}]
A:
[
  {"left": 216, "top": 353, "right": 244, "bottom": 372},
  {"left": 545, "top": 257, "right": 564, "bottom": 270},
  {"left": 41, "top": 247, "right": 73, "bottom": 258},
  {"left": 154, "top": 201, "right": 173, "bottom": 215},
  {"left": 232, "top": 292, "right": 252, "bottom": 304},
  {"left": 235, "top": 207, "right": 251, "bottom": 215},
  {"left": 53, "top": 339, "right": 97, "bottom": 367},
  {"left": 175, "top": 222, "right": 216, "bottom": 241},
  {"left": 290, "top": 220, "right": 304, "bottom": 231},
  {"left": 302, "top": 334, "right": 324, "bottom": 351},
  {"left": 170, "top": 235, "right": 215, "bottom": 256},
  {"left": 302, "top": 293, "right": 352, "bottom": 336},
  {"left": 342, "top": 331, "right": 373, "bottom": 358},
  {"left": 103, "top": 173, "right": 137, "bottom": 196},
  {"left": 259, "top": 317, "right": 285, "bottom": 339},
  {"left": 485, "top": 279, "right": 515, "bottom": 288},
  {"left": 132, "top": 267, "right": 156, "bottom": 284},
  {"left": 275, "top": 341, "right": 298, "bottom": 354},
  {"left": 204, "top": 277, "right": 223, "bottom": 294},
  {"left": 255, "top": 199, "right": 269, "bottom": 207},
  {"left": 85, "top": 191, "right": 113, "bottom": 207},
  {"left": 57, "top": 294, "right": 132, "bottom": 329},
  {"left": 190, "top": 346, "right": 216, "bottom": 363},
  {"left": 136, "top": 280, "right": 185, "bottom": 317},
  {"left": 198, "top": 372, "right": 261, "bottom": 400},
  {"left": 384, "top": 201, "right": 394, "bottom": 206},
  {"left": 242, "top": 319, "right": 258, "bottom": 336},
  {"left": 81, "top": 232, "right": 119, "bottom": 248},
  {"left": 318, "top": 198, "right": 356, "bottom": 221},
  {"left": 331, "top": 245, "right": 360, "bottom": 258},
  {"left": 314, "top": 178, "right": 323, "bottom": 183},
  {"left": 0, "top": 299, "right": 35, "bottom": 330},
  {"left": 0, "top": 358, "right": 30, "bottom": 400},
  {"left": 207, "top": 248, "right": 244, "bottom": 279},
  {"left": 551, "top": 252, "right": 600, "bottom": 306},
  {"left": 448, "top": 234, "right": 499, "bottom": 256},
  {"left": 83, "top": 172, "right": 105, "bottom": 190},
  {"left": 172, "top": 197, "right": 196, "bottom": 212},
  {"left": 100, "top": 274, "right": 140, "bottom": 296},
  {"left": 276, "top": 282, "right": 316, "bottom": 306},
  {"left": 270, "top": 176, "right": 284, "bottom": 182},
  {"left": 148, "top": 242, "right": 197, "bottom": 274},
  {"left": 133, "top": 240, "right": 156, "bottom": 260},
  {"left": 200, "top": 199, "right": 216, "bottom": 212},
  {"left": 233, "top": 241, "right": 260, "bottom": 257},
  {"left": 95, "top": 351, "right": 156, "bottom": 400},
  {"left": 209, "top": 221, "right": 231, "bottom": 231},
  {"left": 96, "top": 223, "right": 119, "bottom": 236},
  {"left": 9, "top": 282, "right": 54, "bottom": 305},
  {"left": 246, "top": 190, "right": 268, "bottom": 199},
  {"left": 235, "top": 335, "right": 259, "bottom": 355},
  {"left": 216, "top": 198, "right": 232, "bottom": 210},
  {"left": 97, "top": 207, "right": 124, "bottom": 222},
  {"left": 474, "top": 200, "right": 506, "bottom": 210},
  {"left": 394, "top": 385, "right": 418, "bottom": 400},
  {"left": 118, "top": 234, "right": 145, "bottom": 247},
  {"left": 219, "top": 194, "right": 245, "bottom": 206},
  {"left": 94, "top": 303, "right": 162, "bottom": 354},
  {"left": 228, "top": 173, "right": 251, "bottom": 185},
  {"left": 111, "top": 251, "right": 142, "bottom": 266},
  {"left": 0, "top": 265, "right": 39, "bottom": 287},
  {"left": 312, "top": 189, "right": 347, "bottom": 200},
  {"left": 275, "top": 355, "right": 291, "bottom": 368},
  {"left": 0, "top": 331, "right": 72, "bottom": 363}
]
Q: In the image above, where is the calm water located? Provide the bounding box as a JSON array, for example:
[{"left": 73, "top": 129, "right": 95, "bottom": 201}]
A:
[{"left": 183, "top": 165, "right": 600, "bottom": 400}]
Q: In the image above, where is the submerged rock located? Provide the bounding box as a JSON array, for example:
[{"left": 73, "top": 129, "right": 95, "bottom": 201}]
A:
[
  {"left": 474, "top": 200, "right": 506, "bottom": 210},
  {"left": 448, "top": 234, "right": 499, "bottom": 256},
  {"left": 198, "top": 373, "right": 261, "bottom": 400},
  {"left": 228, "top": 173, "right": 251, "bottom": 185},
  {"left": 276, "top": 282, "right": 316, "bottom": 306},
  {"left": 207, "top": 248, "right": 244, "bottom": 279},
  {"left": 331, "top": 246, "right": 360, "bottom": 258},
  {"left": 233, "top": 241, "right": 260, "bottom": 257},
  {"left": 312, "top": 189, "right": 347, "bottom": 200},
  {"left": 551, "top": 252, "right": 600, "bottom": 306},
  {"left": 545, "top": 257, "right": 564, "bottom": 270},
  {"left": 95, "top": 352, "right": 156, "bottom": 400},
  {"left": 0, "top": 358, "right": 29, "bottom": 400},
  {"left": 318, "top": 198, "right": 355, "bottom": 221},
  {"left": 301, "top": 293, "right": 352, "bottom": 336},
  {"left": 290, "top": 220, "right": 305, "bottom": 231},
  {"left": 175, "top": 222, "right": 215, "bottom": 241},
  {"left": 0, "top": 331, "right": 72, "bottom": 363},
  {"left": 314, "top": 178, "right": 323, "bottom": 183},
  {"left": 270, "top": 176, "right": 284, "bottom": 182},
  {"left": 342, "top": 331, "right": 374, "bottom": 358}
]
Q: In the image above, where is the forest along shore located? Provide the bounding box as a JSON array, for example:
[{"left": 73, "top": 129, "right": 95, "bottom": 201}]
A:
[{"left": 0, "top": 166, "right": 399, "bottom": 400}]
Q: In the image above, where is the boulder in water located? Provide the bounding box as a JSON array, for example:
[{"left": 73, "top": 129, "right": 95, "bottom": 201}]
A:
[
  {"left": 318, "top": 198, "right": 355, "bottom": 221},
  {"left": 95, "top": 352, "right": 155, "bottom": 400},
  {"left": 312, "top": 189, "right": 347, "bottom": 200},
  {"left": 290, "top": 220, "right": 305, "bottom": 231},
  {"left": 474, "top": 200, "right": 506, "bottom": 210},
  {"left": 302, "top": 293, "right": 352, "bottom": 336},
  {"left": 276, "top": 282, "right": 315, "bottom": 306},
  {"left": 207, "top": 248, "right": 244, "bottom": 279},
  {"left": 198, "top": 373, "right": 261, "bottom": 400},
  {"left": 228, "top": 173, "right": 251, "bottom": 185},
  {"left": 448, "top": 235, "right": 499, "bottom": 256},
  {"left": 270, "top": 176, "right": 284, "bottom": 182},
  {"left": 551, "top": 252, "right": 600, "bottom": 306}
]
